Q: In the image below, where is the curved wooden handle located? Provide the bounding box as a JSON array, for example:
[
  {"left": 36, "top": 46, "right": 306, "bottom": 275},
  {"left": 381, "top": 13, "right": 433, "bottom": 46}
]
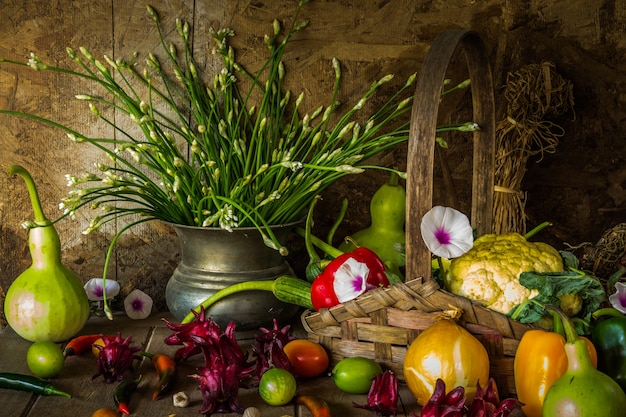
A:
[{"left": 405, "top": 30, "right": 496, "bottom": 282}]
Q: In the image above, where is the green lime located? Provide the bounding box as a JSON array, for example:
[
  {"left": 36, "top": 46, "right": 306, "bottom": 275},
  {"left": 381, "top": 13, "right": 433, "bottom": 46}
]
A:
[
  {"left": 258, "top": 367, "right": 297, "bottom": 406},
  {"left": 331, "top": 357, "right": 383, "bottom": 394},
  {"left": 26, "top": 341, "right": 65, "bottom": 378}
]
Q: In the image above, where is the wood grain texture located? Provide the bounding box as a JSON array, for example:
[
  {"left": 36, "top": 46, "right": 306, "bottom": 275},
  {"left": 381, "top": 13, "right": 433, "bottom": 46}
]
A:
[
  {"left": 2, "top": 0, "right": 626, "bottom": 320},
  {"left": 0, "top": 312, "right": 424, "bottom": 416}
]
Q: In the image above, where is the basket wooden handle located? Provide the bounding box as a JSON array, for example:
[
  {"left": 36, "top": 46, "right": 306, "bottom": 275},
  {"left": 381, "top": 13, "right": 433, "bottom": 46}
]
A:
[{"left": 405, "top": 30, "right": 496, "bottom": 283}]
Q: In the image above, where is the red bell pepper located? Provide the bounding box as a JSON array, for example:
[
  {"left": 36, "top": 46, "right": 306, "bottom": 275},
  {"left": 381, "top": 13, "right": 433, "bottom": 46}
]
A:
[{"left": 310, "top": 247, "right": 389, "bottom": 310}]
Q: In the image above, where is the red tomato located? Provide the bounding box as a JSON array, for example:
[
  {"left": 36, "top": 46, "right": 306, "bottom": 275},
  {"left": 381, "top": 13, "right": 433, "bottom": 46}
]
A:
[{"left": 283, "top": 339, "right": 330, "bottom": 378}]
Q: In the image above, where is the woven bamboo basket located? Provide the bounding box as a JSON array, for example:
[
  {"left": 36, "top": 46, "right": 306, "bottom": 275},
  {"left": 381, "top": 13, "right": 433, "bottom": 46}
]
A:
[{"left": 301, "top": 30, "right": 536, "bottom": 398}]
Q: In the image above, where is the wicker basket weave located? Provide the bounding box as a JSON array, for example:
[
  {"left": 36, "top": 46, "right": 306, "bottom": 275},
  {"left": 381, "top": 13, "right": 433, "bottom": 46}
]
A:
[{"left": 302, "top": 30, "right": 535, "bottom": 398}]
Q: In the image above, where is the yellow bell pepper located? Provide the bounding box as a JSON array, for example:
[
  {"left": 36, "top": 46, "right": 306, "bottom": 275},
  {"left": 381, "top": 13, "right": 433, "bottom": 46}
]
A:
[{"left": 514, "top": 328, "right": 598, "bottom": 417}]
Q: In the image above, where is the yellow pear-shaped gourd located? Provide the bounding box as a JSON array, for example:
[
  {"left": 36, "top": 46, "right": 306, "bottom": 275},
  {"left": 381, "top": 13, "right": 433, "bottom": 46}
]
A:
[
  {"left": 4, "top": 165, "right": 90, "bottom": 342},
  {"left": 403, "top": 319, "right": 490, "bottom": 406}
]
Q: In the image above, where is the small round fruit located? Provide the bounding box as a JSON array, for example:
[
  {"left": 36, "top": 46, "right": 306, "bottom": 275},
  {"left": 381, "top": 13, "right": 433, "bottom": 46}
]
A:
[
  {"left": 258, "top": 367, "right": 297, "bottom": 406},
  {"left": 90, "top": 408, "right": 118, "bottom": 417},
  {"left": 26, "top": 341, "right": 65, "bottom": 378},
  {"left": 283, "top": 339, "right": 329, "bottom": 378},
  {"left": 331, "top": 357, "right": 383, "bottom": 394}
]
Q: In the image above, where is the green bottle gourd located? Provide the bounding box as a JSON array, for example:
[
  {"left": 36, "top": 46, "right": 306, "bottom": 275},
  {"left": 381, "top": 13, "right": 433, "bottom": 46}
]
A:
[
  {"left": 339, "top": 173, "right": 406, "bottom": 274},
  {"left": 4, "top": 165, "right": 90, "bottom": 342},
  {"left": 542, "top": 306, "right": 626, "bottom": 417}
]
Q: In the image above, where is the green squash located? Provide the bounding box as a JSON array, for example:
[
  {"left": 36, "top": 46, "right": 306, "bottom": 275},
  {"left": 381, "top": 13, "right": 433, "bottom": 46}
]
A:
[
  {"left": 340, "top": 173, "right": 406, "bottom": 275},
  {"left": 4, "top": 165, "right": 90, "bottom": 342}
]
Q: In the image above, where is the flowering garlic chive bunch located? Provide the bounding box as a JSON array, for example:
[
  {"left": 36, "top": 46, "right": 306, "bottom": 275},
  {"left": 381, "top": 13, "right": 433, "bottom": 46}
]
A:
[{"left": 0, "top": 2, "right": 477, "bottom": 319}]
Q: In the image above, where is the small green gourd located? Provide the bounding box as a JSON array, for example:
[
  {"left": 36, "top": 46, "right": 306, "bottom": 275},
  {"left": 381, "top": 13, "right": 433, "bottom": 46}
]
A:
[
  {"left": 339, "top": 173, "right": 406, "bottom": 274},
  {"left": 4, "top": 165, "right": 90, "bottom": 342},
  {"left": 542, "top": 306, "right": 626, "bottom": 417}
]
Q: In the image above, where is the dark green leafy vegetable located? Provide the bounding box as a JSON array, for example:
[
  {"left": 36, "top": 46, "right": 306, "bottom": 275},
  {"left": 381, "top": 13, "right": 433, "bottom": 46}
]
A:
[{"left": 509, "top": 253, "right": 606, "bottom": 334}]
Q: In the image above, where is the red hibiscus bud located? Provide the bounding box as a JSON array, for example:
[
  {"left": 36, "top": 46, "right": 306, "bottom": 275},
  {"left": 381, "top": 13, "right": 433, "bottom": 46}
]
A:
[
  {"left": 92, "top": 332, "right": 142, "bottom": 383},
  {"left": 353, "top": 370, "right": 400, "bottom": 416}
]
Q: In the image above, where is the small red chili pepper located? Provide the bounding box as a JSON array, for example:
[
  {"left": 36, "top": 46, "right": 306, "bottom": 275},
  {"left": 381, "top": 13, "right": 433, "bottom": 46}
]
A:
[
  {"left": 295, "top": 394, "right": 332, "bottom": 417},
  {"left": 142, "top": 352, "right": 177, "bottom": 400},
  {"left": 113, "top": 375, "right": 142, "bottom": 415},
  {"left": 63, "top": 334, "right": 115, "bottom": 357},
  {"left": 310, "top": 247, "right": 389, "bottom": 310}
]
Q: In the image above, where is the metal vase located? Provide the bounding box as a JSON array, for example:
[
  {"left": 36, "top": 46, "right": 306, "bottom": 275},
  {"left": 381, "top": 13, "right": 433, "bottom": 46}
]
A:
[{"left": 165, "top": 222, "right": 300, "bottom": 331}]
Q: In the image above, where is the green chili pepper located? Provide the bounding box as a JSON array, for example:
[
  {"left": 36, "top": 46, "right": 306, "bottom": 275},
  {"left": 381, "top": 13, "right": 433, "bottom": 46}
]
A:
[
  {"left": 114, "top": 375, "right": 142, "bottom": 415},
  {"left": 0, "top": 372, "right": 71, "bottom": 397},
  {"left": 591, "top": 307, "right": 626, "bottom": 392}
]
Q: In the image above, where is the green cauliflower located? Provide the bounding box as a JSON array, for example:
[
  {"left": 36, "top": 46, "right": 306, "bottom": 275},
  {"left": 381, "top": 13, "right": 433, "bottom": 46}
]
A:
[{"left": 444, "top": 232, "right": 564, "bottom": 315}]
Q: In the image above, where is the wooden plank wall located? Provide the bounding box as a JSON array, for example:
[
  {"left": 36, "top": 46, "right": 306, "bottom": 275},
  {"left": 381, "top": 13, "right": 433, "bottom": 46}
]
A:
[{"left": 1, "top": 0, "right": 626, "bottom": 320}]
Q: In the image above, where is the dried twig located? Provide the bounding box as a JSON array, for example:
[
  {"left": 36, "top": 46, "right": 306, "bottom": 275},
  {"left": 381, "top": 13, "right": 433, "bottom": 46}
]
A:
[{"left": 493, "top": 62, "right": 573, "bottom": 234}]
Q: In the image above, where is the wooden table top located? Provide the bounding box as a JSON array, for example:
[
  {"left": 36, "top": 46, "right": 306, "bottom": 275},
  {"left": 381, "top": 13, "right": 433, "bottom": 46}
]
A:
[{"left": 0, "top": 312, "right": 423, "bottom": 417}]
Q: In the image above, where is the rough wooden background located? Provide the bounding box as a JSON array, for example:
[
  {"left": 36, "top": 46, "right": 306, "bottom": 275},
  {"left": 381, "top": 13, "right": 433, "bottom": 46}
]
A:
[{"left": 1, "top": 0, "right": 626, "bottom": 320}]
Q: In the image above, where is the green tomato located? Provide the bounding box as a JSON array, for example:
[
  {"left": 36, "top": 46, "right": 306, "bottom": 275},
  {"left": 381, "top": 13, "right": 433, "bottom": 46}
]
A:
[
  {"left": 258, "top": 367, "right": 297, "bottom": 406},
  {"left": 26, "top": 341, "right": 65, "bottom": 378},
  {"left": 331, "top": 357, "right": 383, "bottom": 394}
]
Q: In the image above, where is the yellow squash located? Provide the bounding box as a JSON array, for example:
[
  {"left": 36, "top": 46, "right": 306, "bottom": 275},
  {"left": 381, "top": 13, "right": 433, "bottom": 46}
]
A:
[{"left": 403, "top": 319, "right": 490, "bottom": 406}]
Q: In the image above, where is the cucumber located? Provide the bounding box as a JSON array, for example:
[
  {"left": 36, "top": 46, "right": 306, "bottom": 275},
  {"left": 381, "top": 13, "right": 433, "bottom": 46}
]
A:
[
  {"left": 272, "top": 276, "right": 314, "bottom": 308},
  {"left": 181, "top": 275, "right": 313, "bottom": 323}
]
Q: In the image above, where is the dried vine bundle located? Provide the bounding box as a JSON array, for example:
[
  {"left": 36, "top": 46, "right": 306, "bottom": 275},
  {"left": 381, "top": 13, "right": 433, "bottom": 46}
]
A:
[
  {"left": 493, "top": 61, "right": 574, "bottom": 234},
  {"left": 581, "top": 223, "right": 626, "bottom": 282}
]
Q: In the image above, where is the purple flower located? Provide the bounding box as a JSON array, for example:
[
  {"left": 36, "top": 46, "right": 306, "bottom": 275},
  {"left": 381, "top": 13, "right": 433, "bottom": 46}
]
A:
[
  {"left": 123, "top": 289, "right": 153, "bottom": 319},
  {"left": 333, "top": 257, "right": 369, "bottom": 302},
  {"left": 84, "top": 278, "right": 120, "bottom": 301},
  {"left": 421, "top": 206, "right": 473, "bottom": 259},
  {"left": 609, "top": 282, "right": 626, "bottom": 314}
]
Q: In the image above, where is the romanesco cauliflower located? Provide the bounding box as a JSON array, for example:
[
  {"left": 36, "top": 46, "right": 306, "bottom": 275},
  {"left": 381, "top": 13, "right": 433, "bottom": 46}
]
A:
[{"left": 444, "top": 232, "right": 564, "bottom": 315}]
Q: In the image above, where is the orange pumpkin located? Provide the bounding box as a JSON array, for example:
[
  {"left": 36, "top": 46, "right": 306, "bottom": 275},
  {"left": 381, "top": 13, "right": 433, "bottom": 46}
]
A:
[{"left": 403, "top": 319, "right": 490, "bottom": 406}]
